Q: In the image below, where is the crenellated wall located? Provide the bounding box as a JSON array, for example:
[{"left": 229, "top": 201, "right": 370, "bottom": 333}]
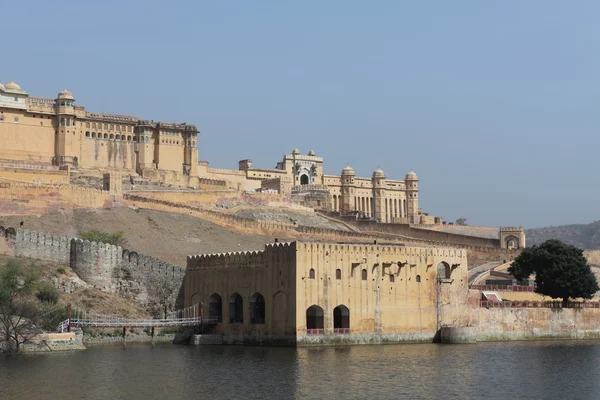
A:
[{"left": 0, "top": 227, "right": 185, "bottom": 311}]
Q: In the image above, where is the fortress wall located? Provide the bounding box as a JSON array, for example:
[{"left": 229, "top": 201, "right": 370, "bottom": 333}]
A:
[
  {"left": 123, "top": 195, "right": 517, "bottom": 266},
  {"left": 472, "top": 307, "right": 600, "bottom": 341},
  {"left": 343, "top": 219, "right": 500, "bottom": 248},
  {"left": 80, "top": 138, "right": 137, "bottom": 170},
  {"left": 0, "top": 227, "right": 184, "bottom": 309},
  {"left": 0, "top": 166, "right": 69, "bottom": 185},
  {"left": 0, "top": 182, "right": 111, "bottom": 215},
  {"left": 0, "top": 109, "right": 56, "bottom": 163},
  {"left": 127, "top": 190, "right": 239, "bottom": 206},
  {"left": 440, "top": 225, "right": 499, "bottom": 239}
]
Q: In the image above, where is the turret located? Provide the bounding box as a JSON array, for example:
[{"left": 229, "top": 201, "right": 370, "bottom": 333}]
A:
[
  {"left": 372, "top": 168, "right": 386, "bottom": 222},
  {"left": 54, "top": 90, "right": 76, "bottom": 166},
  {"left": 340, "top": 165, "right": 356, "bottom": 213},
  {"left": 405, "top": 170, "right": 419, "bottom": 224},
  {"left": 135, "top": 120, "right": 155, "bottom": 172}
]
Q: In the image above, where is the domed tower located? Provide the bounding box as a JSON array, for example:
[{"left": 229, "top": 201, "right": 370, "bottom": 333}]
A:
[
  {"left": 54, "top": 89, "right": 76, "bottom": 166},
  {"left": 340, "top": 165, "right": 356, "bottom": 213},
  {"left": 405, "top": 170, "right": 419, "bottom": 224},
  {"left": 372, "top": 168, "right": 386, "bottom": 222}
]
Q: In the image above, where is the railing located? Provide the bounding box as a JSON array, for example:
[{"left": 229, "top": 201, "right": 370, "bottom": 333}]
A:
[
  {"left": 471, "top": 285, "right": 535, "bottom": 292},
  {"left": 306, "top": 329, "right": 324, "bottom": 335},
  {"left": 57, "top": 303, "right": 216, "bottom": 332},
  {"left": 481, "top": 300, "right": 600, "bottom": 309},
  {"left": 333, "top": 328, "right": 350, "bottom": 335}
]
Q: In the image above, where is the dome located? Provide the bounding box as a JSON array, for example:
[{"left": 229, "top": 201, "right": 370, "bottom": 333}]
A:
[
  {"left": 372, "top": 168, "right": 385, "bottom": 179},
  {"left": 405, "top": 170, "right": 418, "bottom": 180},
  {"left": 5, "top": 81, "right": 21, "bottom": 91},
  {"left": 341, "top": 165, "right": 355, "bottom": 176},
  {"left": 0, "top": 83, "right": 5, "bottom": 92},
  {"left": 308, "top": 149, "right": 316, "bottom": 156},
  {"left": 292, "top": 148, "right": 300, "bottom": 155},
  {"left": 57, "top": 89, "right": 74, "bottom": 100}
]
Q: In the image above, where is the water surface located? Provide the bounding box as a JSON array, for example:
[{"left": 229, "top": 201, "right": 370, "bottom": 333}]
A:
[{"left": 1, "top": 341, "right": 599, "bottom": 399}]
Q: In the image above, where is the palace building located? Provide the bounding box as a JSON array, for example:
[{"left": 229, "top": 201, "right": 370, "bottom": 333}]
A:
[
  {"left": 185, "top": 241, "right": 469, "bottom": 346},
  {"left": 0, "top": 81, "right": 199, "bottom": 186}
]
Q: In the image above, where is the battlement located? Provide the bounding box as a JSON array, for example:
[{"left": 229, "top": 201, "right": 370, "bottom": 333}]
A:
[
  {"left": 500, "top": 226, "right": 524, "bottom": 232},
  {"left": 187, "top": 242, "right": 295, "bottom": 269}
]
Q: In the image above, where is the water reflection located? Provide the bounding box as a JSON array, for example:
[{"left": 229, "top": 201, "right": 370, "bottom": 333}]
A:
[{"left": 1, "top": 341, "right": 600, "bottom": 399}]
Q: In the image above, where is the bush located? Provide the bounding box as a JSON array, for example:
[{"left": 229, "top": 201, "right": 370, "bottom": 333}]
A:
[
  {"left": 36, "top": 282, "right": 60, "bottom": 304},
  {"left": 79, "top": 230, "right": 126, "bottom": 246},
  {"left": 56, "top": 267, "right": 66, "bottom": 275}
]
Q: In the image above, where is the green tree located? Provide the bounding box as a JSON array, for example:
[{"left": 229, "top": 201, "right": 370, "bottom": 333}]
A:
[
  {"left": 455, "top": 217, "right": 468, "bottom": 226},
  {"left": 0, "top": 260, "right": 42, "bottom": 353},
  {"left": 508, "top": 239, "right": 599, "bottom": 306}
]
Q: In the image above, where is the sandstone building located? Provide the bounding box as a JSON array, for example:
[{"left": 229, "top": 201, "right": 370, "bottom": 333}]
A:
[
  {"left": 0, "top": 81, "right": 199, "bottom": 186},
  {"left": 185, "top": 241, "right": 468, "bottom": 346}
]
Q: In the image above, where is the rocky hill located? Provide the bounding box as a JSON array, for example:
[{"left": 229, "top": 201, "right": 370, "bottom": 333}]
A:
[{"left": 527, "top": 221, "right": 600, "bottom": 249}]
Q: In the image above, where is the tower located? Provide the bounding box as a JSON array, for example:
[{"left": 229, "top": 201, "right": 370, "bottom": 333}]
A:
[
  {"left": 372, "top": 168, "right": 386, "bottom": 222},
  {"left": 405, "top": 170, "right": 419, "bottom": 224},
  {"left": 135, "top": 120, "right": 155, "bottom": 175},
  {"left": 54, "top": 89, "right": 76, "bottom": 166},
  {"left": 183, "top": 124, "right": 199, "bottom": 176},
  {"left": 340, "top": 165, "right": 356, "bottom": 213}
]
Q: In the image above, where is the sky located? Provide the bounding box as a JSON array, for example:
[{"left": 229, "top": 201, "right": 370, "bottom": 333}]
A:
[{"left": 2, "top": 0, "right": 599, "bottom": 229}]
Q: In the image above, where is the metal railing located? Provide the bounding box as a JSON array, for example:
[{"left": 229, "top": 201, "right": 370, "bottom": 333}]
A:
[
  {"left": 57, "top": 303, "right": 215, "bottom": 332},
  {"left": 333, "top": 328, "right": 351, "bottom": 335},
  {"left": 306, "top": 328, "right": 324, "bottom": 335},
  {"left": 480, "top": 300, "right": 600, "bottom": 309},
  {"left": 471, "top": 284, "right": 535, "bottom": 292}
]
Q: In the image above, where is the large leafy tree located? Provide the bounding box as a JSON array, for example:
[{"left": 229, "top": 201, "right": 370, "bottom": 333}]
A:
[
  {"left": 508, "top": 239, "right": 599, "bottom": 306},
  {"left": 0, "top": 260, "right": 42, "bottom": 353}
]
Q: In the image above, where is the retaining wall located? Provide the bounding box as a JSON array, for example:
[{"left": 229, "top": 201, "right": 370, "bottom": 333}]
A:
[{"left": 0, "top": 227, "right": 184, "bottom": 310}]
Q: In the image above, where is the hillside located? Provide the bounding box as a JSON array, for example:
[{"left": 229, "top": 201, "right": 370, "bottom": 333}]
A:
[
  {"left": 0, "top": 207, "right": 292, "bottom": 266},
  {"left": 527, "top": 221, "right": 600, "bottom": 249}
]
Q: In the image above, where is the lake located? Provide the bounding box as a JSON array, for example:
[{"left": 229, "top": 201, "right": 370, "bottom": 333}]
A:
[{"left": 1, "top": 341, "right": 599, "bottom": 399}]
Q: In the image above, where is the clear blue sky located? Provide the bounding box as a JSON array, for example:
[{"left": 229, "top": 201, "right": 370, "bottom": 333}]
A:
[{"left": 3, "top": 1, "right": 599, "bottom": 228}]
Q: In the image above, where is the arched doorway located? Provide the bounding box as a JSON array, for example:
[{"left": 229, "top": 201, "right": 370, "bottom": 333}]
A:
[
  {"left": 250, "top": 292, "right": 266, "bottom": 324},
  {"left": 209, "top": 293, "right": 222, "bottom": 323},
  {"left": 229, "top": 293, "right": 244, "bottom": 323},
  {"left": 333, "top": 305, "right": 350, "bottom": 334},
  {"left": 438, "top": 262, "right": 451, "bottom": 280},
  {"left": 300, "top": 174, "right": 309, "bottom": 185},
  {"left": 505, "top": 236, "right": 519, "bottom": 249},
  {"left": 306, "top": 305, "right": 324, "bottom": 334}
]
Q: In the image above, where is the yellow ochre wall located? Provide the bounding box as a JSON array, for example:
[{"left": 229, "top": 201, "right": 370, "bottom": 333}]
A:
[{"left": 0, "top": 109, "right": 55, "bottom": 163}]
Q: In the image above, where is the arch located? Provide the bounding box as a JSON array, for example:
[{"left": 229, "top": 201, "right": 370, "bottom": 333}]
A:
[
  {"left": 85, "top": 131, "right": 90, "bottom": 138},
  {"left": 389, "top": 274, "right": 395, "bottom": 283},
  {"left": 306, "top": 305, "right": 324, "bottom": 331},
  {"left": 127, "top": 135, "right": 132, "bottom": 141},
  {"left": 208, "top": 293, "right": 223, "bottom": 323},
  {"left": 272, "top": 291, "right": 288, "bottom": 331},
  {"left": 336, "top": 269, "right": 341, "bottom": 280},
  {"left": 228, "top": 293, "right": 243, "bottom": 323},
  {"left": 416, "top": 275, "right": 421, "bottom": 283},
  {"left": 361, "top": 268, "right": 367, "bottom": 281},
  {"left": 103, "top": 133, "right": 108, "bottom": 139},
  {"left": 300, "top": 174, "right": 309, "bottom": 185},
  {"left": 92, "top": 132, "right": 96, "bottom": 138},
  {"left": 250, "top": 292, "right": 265, "bottom": 324},
  {"left": 309, "top": 268, "right": 315, "bottom": 279},
  {"left": 333, "top": 305, "right": 350, "bottom": 331},
  {"left": 437, "top": 262, "right": 451, "bottom": 280},
  {"left": 505, "top": 235, "right": 520, "bottom": 250}
]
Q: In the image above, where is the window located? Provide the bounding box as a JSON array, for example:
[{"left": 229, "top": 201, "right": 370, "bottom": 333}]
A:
[
  {"left": 389, "top": 275, "right": 395, "bottom": 283},
  {"left": 40, "top": 121, "right": 43, "bottom": 126},
  {"left": 0, "top": 115, "right": 4, "bottom": 122},
  {"left": 361, "top": 269, "right": 367, "bottom": 281},
  {"left": 85, "top": 132, "right": 90, "bottom": 138},
  {"left": 416, "top": 275, "right": 421, "bottom": 283},
  {"left": 14, "top": 97, "right": 18, "bottom": 102},
  {"left": 86, "top": 122, "right": 90, "bottom": 128},
  {"left": 309, "top": 268, "right": 315, "bottom": 279},
  {"left": 14, "top": 117, "right": 18, "bottom": 123},
  {"left": 335, "top": 269, "right": 341, "bottom": 280}
]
